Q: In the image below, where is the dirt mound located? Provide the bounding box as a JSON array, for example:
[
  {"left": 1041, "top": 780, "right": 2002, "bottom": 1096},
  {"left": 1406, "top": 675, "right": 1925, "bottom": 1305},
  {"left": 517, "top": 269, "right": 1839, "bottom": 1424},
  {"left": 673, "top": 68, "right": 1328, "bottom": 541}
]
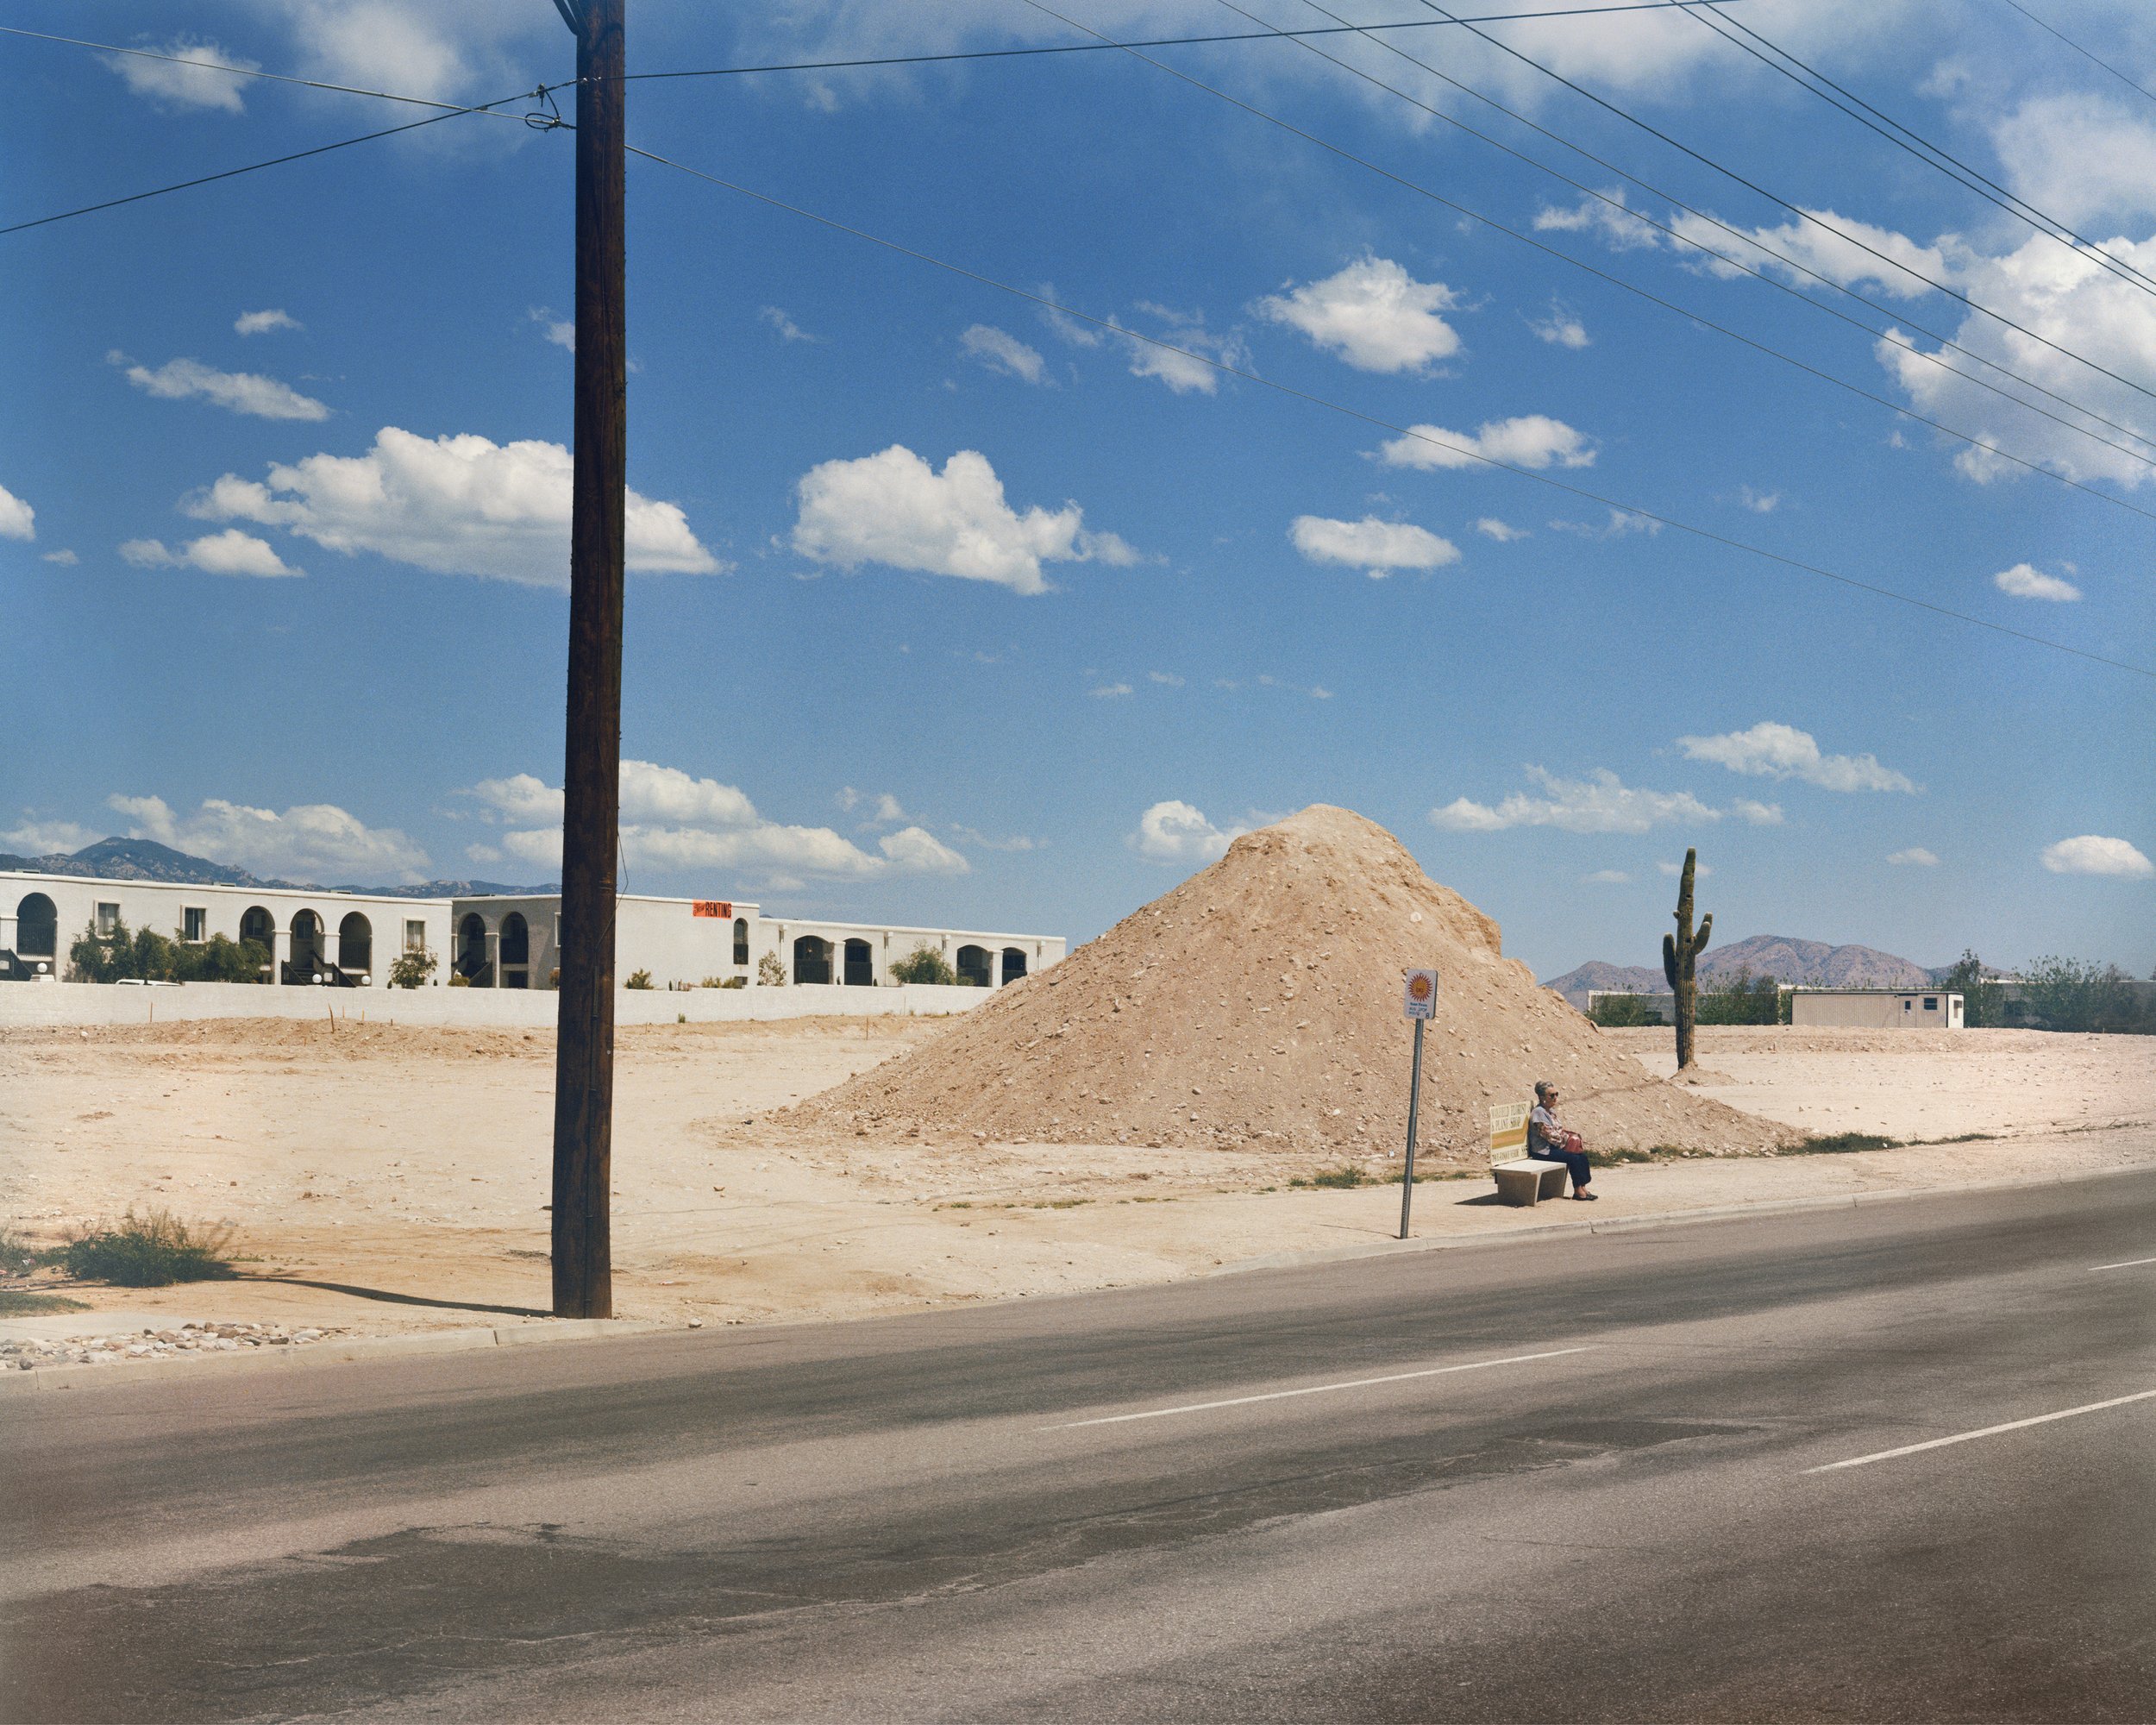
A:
[{"left": 787, "top": 806, "right": 1792, "bottom": 1162}]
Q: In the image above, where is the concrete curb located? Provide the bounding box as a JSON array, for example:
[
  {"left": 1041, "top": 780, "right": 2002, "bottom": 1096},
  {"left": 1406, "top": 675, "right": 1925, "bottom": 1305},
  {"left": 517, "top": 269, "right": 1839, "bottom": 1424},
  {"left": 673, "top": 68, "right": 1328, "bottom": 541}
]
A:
[
  {"left": 1209, "top": 1161, "right": 2153, "bottom": 1278},
  {"left": 0, "top": 1316, "right": 680, "bottom": 1396}
]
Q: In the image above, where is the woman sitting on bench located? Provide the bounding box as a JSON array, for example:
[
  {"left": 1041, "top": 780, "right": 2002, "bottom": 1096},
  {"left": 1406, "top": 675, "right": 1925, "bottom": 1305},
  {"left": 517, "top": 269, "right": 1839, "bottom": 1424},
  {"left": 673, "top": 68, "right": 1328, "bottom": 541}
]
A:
[{"left": 1528, "top": 1081, "right": 1596, "bottom": 1201}]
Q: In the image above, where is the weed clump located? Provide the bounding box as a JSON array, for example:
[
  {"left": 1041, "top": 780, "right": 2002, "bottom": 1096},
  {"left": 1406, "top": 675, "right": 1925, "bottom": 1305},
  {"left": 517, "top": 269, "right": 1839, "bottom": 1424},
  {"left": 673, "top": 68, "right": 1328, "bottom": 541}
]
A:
[
  {"left": 1784, "top": 1132, "right": 1900, "bottom": 1156},
  {"left": 60, "top": 1209, "right": 238, "bottom": 1287},
  {"left": 0, "top": 1290, "right": 89, "bottom": 1316}
]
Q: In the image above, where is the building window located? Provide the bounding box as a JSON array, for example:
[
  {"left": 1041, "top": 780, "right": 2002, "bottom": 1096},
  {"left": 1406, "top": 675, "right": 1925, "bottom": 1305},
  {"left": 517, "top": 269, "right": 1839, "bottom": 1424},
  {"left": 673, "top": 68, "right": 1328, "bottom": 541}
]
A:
[
  {"left": 1903, "top": 999, "right": 1913, "bottom": 1011},
  {"left": 733, "top": 917, "right": 749, "bottom": 967},
  {"left": 1923, "top": 996, "right": 1938, "bottom": 1011},
  {"left": 183, "top": 907, "right": 207, "bottom": 943},
  {"left": 404, "top": 919, "right": 428, "bottom": 954},
  {"left": 96, "top": 902, "right": 121, "bottom": 935}
]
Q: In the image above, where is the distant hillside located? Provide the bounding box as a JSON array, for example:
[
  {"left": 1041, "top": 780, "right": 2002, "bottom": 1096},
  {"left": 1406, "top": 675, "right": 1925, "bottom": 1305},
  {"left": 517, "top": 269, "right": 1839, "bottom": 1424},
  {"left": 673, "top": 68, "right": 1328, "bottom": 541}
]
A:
[
  {"left": 1, "top": 837, "right": 546, "bottom": 899},
  {"left": 1544, "top": 933, "right": 1934, "bottom": 1007}
]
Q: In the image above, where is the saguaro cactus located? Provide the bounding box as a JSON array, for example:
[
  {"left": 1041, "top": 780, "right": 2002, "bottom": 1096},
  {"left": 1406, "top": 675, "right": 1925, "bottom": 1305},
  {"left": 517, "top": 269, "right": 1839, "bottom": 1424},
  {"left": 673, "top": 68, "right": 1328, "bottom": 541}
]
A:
[{"left": 1663, "top": 847, "right": 1713, "bottom": 1070}]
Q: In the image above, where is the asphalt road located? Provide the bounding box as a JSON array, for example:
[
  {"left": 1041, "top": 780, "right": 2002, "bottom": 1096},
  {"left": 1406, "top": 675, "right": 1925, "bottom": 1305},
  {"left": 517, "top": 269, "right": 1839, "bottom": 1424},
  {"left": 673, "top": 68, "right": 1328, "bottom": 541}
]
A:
[{"left": 4, "top": 1172, "right": 2153, "bottom": 1723}]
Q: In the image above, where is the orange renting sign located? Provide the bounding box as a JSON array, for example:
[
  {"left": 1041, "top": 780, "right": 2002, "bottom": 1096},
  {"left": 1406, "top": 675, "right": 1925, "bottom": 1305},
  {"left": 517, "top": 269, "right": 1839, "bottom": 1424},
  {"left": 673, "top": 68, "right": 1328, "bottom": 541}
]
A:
[{"left": 692, "top": 900, "right": 732, "bottom": 919}]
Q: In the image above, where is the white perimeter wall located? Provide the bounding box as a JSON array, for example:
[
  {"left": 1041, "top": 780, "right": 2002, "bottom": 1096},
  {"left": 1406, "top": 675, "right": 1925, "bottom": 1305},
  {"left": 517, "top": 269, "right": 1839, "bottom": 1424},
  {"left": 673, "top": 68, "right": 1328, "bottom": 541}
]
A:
[{"left": 0, "top": 979, "right": 999, "bottom": 1028}]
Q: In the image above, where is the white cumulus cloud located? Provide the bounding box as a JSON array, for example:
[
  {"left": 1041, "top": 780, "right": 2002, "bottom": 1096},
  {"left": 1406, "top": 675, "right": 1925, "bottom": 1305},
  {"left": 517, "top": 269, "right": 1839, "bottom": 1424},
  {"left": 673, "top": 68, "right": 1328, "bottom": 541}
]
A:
[
  {"left": 235, "top": 309, "right": 301, "bottom": 336},
  {"left": 1474, "top": 518, "right": 1528, "bottom": 542},
  {"left": 110, "top": 793, "right": 428, "bottom": 883},
  {"left": 1130, "top": 800, "right": 1248, "bottom": 864},
  {"left": 0, "top": 483, "right": 34, "bottom": 541},
  {"left": 1677, "top": 722, "right": 1915, "bottom": 794},
  {"left": 1289, "top": 514, "right": 1460, "bottom": 580},
  {"left": 0, "top": 818, "right": 97, "bottom": 856},
  {"left": 1528, "top": 300, "right": 1590, "bottom": 349},
  {"left": 1256, "top": 255, "right": 1463, "bottom": 374},
  {"left": 119, "top": 530, "right": 302, "bottom": 578},
  {"left": 1581, "top": 869, "right": 1632, "bottom": 884},
  {"left": 960, "top": 324, "right": 1047, "bottom": 384},
  {"left": 1378, "top": 415, "right": 1595, "bottom": 473},
  {"left": 469, "top": 762, "right": 966, "bottom": 883},
  {"left": 1889, "top": 847, "right": 1940, "bottom": 867},
  {"left": 186, "top": 427, "right": 721, "bottom": 585},
  {"left": 760, "top": 305, "right": 818, "bottom": 343},
  {"left": 791, "top": 445, "right": 1134, "bottom": 595},
  {"left": 2040, "top": 834, "right": 2153, "bottom": 878},
  {"left": 1431, "top": 768, "right": 1720, "bottom": 834},
  {"left": 108, "top": 38, "right": 257, "bottom": 113},
  {"left": 118, "top": 355, "right": 329, "bottom": 421},
  {"left": 1733, "top": 799, "right": 1785, "bottom": 825},
  {"left": 1993, "top": 561, "right": 2081, "bottom": 601}
]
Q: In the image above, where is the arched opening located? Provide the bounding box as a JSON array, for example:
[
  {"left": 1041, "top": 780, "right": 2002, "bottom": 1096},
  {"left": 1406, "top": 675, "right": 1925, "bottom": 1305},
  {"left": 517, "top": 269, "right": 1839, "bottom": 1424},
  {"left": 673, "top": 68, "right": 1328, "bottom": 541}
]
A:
[
  {"left": 1000, "top": 946, "right": 1027, "bottom": 985},
  {"left": 499, "top": 912, "right": 530, "bottom": 988},
  {"left": 290, "top": 910, "right": 323, "bottom": 982},
  {"left": 733, "top": 917, "right": 749, "bottom": 967},
  {"left": 792, "top": 934, "right": 832, "bottom": 985},
  {"left": 240, "top": 906, "right": 274, "bottom": 981},
  {"left": 15, "top": 893, "right": 57, "bottom": 958},
  {"left": 956, "top": 944, "right": 992, "bottom": 988},
  {"left": 456, "top": 913, "right": 492, "bottom": 985},
  {"left": 338, "top": 913, "right": 373, "bottom": 977},
  {"left": 843, "top": 938, "right": 874, "bottom": 988}
]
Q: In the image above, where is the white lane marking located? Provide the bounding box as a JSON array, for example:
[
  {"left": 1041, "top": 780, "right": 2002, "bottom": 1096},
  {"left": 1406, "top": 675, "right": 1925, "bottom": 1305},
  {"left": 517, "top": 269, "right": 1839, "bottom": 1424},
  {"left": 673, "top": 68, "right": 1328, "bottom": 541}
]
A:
[
  {"left": 1043, "top": 1346, "right": 1595, "bottom": 1431},
  {"left": 1806, "top": 1389, "right": 2156, "bottom": 1475},
  {"left": 2090, "top": 1256, "right": 2156, "bottom": 1272}
]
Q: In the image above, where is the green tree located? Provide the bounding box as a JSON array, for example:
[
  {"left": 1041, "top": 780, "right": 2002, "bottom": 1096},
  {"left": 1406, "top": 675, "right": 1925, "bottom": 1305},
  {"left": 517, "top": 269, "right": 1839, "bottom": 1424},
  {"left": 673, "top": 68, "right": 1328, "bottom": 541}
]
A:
[
  {"left": 1696, "top": 966, "right": 1779, "bottom": 1026},
  {"left": 2020, "top": 957, "right": 2140, "bottom": 1032},
  {"left": 1588, "top": 994, "right": 1655, "bottom": 1027},
  {"left": 1937, "top": 950, "right": 2006, "bottom": 1027},
  {"left": 755, "top": 951, "right": 787, "bottom": 987},
  {"left": 889, "top": 944, "right": 958, "bottom": 986}
]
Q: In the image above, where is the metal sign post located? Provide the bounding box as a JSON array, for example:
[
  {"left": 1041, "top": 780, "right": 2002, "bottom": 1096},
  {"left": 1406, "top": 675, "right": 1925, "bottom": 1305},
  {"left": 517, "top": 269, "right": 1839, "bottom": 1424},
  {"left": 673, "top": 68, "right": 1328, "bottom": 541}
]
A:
[{"left": 1400, "top": 969, "right": 1438, "bottom": 1239}]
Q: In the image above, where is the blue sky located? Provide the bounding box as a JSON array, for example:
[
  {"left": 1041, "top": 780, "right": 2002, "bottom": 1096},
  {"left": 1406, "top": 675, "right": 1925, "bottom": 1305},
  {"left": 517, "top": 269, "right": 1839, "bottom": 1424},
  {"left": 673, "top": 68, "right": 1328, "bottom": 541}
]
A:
[{"left": 3, "top": 0, "right": 2151, "bottom": 978}]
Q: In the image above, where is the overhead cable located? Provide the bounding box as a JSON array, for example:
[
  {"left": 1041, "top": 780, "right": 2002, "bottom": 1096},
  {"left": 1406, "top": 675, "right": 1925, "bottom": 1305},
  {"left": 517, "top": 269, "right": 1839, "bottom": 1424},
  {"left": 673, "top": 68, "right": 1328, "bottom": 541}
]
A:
[
  {"left": 1225, "top": 0, "right": 2156, "bottom": 474},
  {"left": 1012, "top": 0, "right": 2156, "bottom": 520},
  {"left": 1407, "top": 0, "right": 2156, "bottom": 405},
  {"left": 1995, "top": 0, "right": 2156, "bottom": 110},
  {"left": 1680, "top": 4, "right": 2156, "bottom": 305},
  {"left": 623, "top": 141, "right": 2153, "bottom": 681}
]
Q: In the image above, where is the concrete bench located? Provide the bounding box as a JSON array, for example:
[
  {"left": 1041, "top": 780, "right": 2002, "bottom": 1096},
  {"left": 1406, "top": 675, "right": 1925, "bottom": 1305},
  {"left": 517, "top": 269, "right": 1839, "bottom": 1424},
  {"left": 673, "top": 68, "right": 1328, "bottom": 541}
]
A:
[{"left": 1489, "top": 1101, "right": 1571, "bottom": 1207}]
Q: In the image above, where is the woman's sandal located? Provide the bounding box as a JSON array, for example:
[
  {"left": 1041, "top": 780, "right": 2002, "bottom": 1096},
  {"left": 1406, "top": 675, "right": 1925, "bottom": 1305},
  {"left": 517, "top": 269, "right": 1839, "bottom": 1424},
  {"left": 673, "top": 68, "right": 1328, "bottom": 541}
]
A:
[{"left": 1572, "top": 1191, "right": 1599, "bottom": 1201}]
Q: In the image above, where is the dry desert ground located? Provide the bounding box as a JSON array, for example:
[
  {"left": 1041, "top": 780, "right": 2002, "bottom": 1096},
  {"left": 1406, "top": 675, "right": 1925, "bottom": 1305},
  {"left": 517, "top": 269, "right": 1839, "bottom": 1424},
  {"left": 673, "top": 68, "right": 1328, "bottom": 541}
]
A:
[{"left": 3, "top": 1018, "right": 2152, "bottom": 1344}]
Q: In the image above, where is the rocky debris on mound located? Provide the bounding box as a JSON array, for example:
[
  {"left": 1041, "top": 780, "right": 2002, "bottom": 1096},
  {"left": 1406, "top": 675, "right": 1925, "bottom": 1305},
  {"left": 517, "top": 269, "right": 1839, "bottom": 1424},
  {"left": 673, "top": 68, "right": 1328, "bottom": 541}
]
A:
[
  {"left": 786, "top": 806, "right": 1793, "bottom": 1161},
  {"left": 0, "top": 1320, "right": 342, "bottom": 1370}
]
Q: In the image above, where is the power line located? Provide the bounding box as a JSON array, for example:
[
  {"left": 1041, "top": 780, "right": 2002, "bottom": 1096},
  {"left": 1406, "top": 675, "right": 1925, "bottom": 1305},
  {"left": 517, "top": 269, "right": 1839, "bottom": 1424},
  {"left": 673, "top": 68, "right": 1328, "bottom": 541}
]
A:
[
  {"left": 1012, "top": 0, "right": 2156, "bottom": 523},
  {"left": 623, "top": 141, "right": 2153, "bottom": 681},
  {"left": 1223, "top": 0, "right": 2156, "bottom": 475},
  {"left": 0, "top": 25, "right": 537, "bottom": 122},
  {"left": 1995, "top": 0, "right": 2156, "bottom": 110},
  {"left": 611, "top": 3, "right": 1745, "bottom": 85},
  {"left": 1680, "top": 4, "right": 2156, "bottom": 305},
  {"left": 1407, "top": 0, "right": 2156, "bottom": 407}
]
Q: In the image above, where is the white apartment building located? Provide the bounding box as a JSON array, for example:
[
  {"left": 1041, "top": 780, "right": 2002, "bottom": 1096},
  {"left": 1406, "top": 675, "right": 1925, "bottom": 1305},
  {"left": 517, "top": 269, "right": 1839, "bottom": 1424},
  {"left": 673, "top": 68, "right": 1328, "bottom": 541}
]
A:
[{"left": 1, "top": 870, "right": 1063, "bottom": 992}]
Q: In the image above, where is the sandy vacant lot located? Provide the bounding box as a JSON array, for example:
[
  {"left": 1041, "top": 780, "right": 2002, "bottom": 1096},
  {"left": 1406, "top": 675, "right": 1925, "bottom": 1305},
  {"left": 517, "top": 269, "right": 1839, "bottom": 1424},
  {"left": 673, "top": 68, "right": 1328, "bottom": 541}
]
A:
[{"left": 3, "top": 1019, "right": 2151, "bottom": 1340}]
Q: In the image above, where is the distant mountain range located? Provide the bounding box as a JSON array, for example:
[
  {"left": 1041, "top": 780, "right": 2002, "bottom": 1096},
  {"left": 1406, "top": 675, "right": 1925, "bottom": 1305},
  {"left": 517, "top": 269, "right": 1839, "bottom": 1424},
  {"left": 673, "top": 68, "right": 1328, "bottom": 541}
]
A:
[
  {"left": 1544, "top": 934, "right": 1938, "bottom": 1007},
  {"left": 0, "top": 837, "right": 552, "bottom": 899}
]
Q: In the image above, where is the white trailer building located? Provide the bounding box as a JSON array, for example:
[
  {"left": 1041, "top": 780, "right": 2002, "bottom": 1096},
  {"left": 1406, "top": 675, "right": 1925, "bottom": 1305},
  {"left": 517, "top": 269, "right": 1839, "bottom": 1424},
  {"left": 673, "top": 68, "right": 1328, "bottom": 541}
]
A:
[{"left": 1789, "top": 988, "right": 1964, "bottom": 1028}]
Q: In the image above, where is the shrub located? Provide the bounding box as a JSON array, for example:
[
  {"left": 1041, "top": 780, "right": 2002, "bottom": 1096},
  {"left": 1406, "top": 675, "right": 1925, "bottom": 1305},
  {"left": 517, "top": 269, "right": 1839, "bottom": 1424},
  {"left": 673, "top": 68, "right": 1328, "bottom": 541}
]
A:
[
  {"left": 448, "top": 973, "right": 472, "bottom": 988},
  {"left": 1696, "top": 967, "right": 1781, "bottom": 1026},
  {"left": 1589, "top": 994, "right": 1656, "bottom": 1027},
  {"left": 624, "top": 969, "right": 654, "bottom": 990},
  {"left": 0, "top": 1290, "right": 89, "bottom": 1316},
  {"left": 1289, "top": 1166, "right": 1373, "bottom": 1189},
  {"left": 184, "top": 933, "right": 270, "bottom": 983},
  {"left": 388, "top": 947, "right": 438, "bottom": 990},
  {"left": 2018, "top": 956, "right": 2148, "bottom": 1033},
  {"left": 60, "top": 1209, "right": 237, "bottom": 1286},
  {"left": 0, "top": 1226, "right": 35, "bottom": 1276},
  {"left": 756, "top": 951, "right": 787, "bottom": 988},
  {"left": 889, "top": 944, "right": 958, "bottom": 987}
]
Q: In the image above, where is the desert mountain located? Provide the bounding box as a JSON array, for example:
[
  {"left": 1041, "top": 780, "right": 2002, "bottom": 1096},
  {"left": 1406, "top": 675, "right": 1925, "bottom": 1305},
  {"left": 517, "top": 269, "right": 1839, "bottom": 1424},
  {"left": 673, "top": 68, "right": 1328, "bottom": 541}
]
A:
[
  {"left": 1544, "top": 934, "right": 1933, "bottom": 1007},
  {"left": 790, "top": 806, "right": 1790, "bottom": 1163},
  {"left": 0, "top": 836, "right": 548, "bottom": 898}
]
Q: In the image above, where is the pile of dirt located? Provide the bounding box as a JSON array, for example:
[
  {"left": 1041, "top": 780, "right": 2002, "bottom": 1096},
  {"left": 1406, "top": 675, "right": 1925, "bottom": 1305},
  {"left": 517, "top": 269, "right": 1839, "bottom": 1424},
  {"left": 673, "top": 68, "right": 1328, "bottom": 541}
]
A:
[{"left": 785, "top": 806, "right": 1794, "bottom": 1163}]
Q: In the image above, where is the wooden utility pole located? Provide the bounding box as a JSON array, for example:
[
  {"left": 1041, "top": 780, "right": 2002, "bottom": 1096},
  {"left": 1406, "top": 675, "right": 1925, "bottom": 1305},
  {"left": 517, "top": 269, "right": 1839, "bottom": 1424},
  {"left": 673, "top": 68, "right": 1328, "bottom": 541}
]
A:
[{"left": 551, "top": 0, "right": 624, "bottom": 1320}]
